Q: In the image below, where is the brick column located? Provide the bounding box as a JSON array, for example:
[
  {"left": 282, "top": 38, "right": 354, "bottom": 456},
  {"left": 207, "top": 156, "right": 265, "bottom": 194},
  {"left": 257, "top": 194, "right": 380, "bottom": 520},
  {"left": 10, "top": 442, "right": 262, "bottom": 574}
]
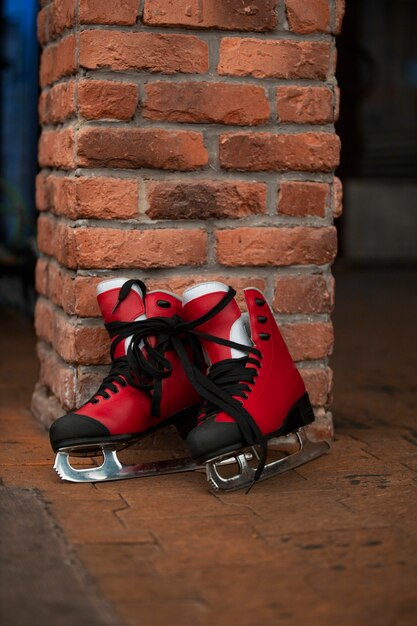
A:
[{"left": 33, "top": 0, "right": 344, "bottom": 440}]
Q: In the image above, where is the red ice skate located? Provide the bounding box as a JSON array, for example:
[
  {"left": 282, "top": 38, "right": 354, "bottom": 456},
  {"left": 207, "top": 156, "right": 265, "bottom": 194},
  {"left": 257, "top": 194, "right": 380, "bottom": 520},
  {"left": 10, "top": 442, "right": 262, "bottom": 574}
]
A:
[
  {"left": 50, "top": 278, "right": 202, "bottom": 483},
  {"left": 181, "top": 282, "right": 330, "bottom": 491}
]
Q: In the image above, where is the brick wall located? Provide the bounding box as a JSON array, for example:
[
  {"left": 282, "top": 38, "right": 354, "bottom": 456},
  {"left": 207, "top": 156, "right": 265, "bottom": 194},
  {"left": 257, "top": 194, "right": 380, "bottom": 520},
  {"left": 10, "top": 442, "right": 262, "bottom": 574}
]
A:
[{"left": 33, "top": 0, "right": 344, "bottom": 440}]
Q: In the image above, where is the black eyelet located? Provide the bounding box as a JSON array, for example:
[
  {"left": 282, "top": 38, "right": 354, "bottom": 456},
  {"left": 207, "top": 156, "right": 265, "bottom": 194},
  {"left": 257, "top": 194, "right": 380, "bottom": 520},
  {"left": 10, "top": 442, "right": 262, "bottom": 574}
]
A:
[
  {"left": 157, "top": 300, "right": 171, "bottom": 308},
  {"left": 255, "top": 298, "right": 265, "bottom": 306},
  {"left": 259, "top": 333, "right": 271, "bottom": 341},
  {"left": 257, "top": 316, "right": 267, "bottom": 324}
]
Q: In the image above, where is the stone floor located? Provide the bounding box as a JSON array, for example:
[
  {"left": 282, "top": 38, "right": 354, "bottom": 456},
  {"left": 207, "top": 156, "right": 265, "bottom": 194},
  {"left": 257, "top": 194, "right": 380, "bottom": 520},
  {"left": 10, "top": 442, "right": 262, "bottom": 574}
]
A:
[{"left": 0, "top": 269, "right": 416, "bottom": 626}]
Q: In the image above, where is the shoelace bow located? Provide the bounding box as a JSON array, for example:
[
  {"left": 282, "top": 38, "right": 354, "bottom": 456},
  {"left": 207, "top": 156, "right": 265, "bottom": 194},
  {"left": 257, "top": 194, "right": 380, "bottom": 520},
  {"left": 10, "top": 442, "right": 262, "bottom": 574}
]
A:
[{"left": 95, "top": 280, "right": 268, "bottom": 485}]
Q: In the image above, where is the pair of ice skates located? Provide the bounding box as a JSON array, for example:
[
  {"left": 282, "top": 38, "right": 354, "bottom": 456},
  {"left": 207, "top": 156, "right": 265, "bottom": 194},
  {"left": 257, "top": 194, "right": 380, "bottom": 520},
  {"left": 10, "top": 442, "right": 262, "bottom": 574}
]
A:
[{"left": 50, "top": 279, "right": 329, "bottom": 492}]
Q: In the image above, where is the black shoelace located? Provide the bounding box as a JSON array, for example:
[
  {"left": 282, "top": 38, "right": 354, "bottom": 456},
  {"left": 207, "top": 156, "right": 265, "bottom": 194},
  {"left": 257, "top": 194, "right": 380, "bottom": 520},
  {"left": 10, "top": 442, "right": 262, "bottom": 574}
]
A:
[
  {"left": 87, "top": 357, "right": 128, "bottom": 404},
  {"left": 97, "top": 280, "right": 267, "bottom": 485}
]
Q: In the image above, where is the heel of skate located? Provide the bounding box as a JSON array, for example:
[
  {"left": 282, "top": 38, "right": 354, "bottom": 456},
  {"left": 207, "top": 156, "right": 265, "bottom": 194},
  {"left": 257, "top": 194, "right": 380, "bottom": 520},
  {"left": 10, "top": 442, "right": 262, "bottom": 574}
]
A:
[
  {"left": 171, "top": 404, "right": 200, "bottom": 440},
  {"left": 283, "top": 392, "right": 315, "bottom": 434},
  {"left": 205, "top": 428, "right": 330, "bottom": 492}
]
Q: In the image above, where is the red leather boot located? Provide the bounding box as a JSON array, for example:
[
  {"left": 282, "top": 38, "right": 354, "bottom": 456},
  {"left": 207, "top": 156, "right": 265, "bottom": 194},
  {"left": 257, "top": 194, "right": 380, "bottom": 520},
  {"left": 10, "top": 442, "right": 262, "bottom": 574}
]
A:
[
  {"left": 50, "top": 278, "right": 201, "bottom": 483},
  {"left": 181, "top": 281, "right": 330, "bottom": 491}
]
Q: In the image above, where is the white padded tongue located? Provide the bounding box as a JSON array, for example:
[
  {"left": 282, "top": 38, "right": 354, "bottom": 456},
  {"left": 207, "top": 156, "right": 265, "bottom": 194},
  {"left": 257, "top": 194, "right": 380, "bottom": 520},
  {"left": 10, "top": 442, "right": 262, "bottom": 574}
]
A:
[
  {"left": 182, "top": 281, "right": 228, "bottom": 305},
  {"left": 96, "top": 278, "right": 144, "bottom": 299},
  {"left": 183, "top": 281, "right": 252, "bottom": 359},
  {"left": 96, "top": 278, "right": 146, "bottom": 355}
]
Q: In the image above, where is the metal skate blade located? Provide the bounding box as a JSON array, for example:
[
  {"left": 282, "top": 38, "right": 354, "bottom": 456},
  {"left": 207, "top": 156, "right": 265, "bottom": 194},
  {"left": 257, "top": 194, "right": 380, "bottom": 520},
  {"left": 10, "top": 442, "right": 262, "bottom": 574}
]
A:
[
  {"left": 206, "top": 427, "right": 330, "bottom": 492},
  {"left": 54, "top": 448, "right": 202, "bottom": 483}
]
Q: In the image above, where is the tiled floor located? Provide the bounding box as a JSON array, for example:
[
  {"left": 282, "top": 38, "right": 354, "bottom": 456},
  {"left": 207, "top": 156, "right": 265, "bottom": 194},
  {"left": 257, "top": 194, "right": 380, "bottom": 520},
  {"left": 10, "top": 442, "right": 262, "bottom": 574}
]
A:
[{"left": 1, "top": 270, "right": 416, "bottom": 626}]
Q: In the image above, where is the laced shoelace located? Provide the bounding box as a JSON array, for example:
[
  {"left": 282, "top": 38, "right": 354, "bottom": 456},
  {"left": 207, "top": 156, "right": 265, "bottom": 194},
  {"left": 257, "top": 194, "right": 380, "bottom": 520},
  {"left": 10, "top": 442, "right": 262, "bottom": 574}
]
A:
[
  {"left": 85, "top": 280, "right": 148, "bottom": 406},
  {"left": 87, "top": 357, "right": 129, "bottom": 404},
  {"left": 105, "top": 282, "right": 267, "bottom": 486}
]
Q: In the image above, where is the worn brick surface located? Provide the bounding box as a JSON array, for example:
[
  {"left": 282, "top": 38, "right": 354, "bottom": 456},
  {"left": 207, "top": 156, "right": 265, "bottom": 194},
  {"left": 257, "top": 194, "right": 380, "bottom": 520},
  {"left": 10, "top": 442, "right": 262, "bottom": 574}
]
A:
[
  {"left": 79, "top": 30, "right": 209, "bottom": 74},
  {"left": 78, "top": 80, "right": 139, "bottom": 120},
  {"left": 38, "top": 128, "right": 75, "bottom": 170},
  {"left": 335, "top": 0, "right": 346, "bottom": 34},
  {"left": 79, "top": 0, "right": 139, "bottom": 25},
  {"left": 143, "top": 82, "right": 269, "bottom": 125},
  {"left": 73, "top": 227, "right": 208, "bottom": 269},
  {"left": 47, "top": 175, "right": 139, "bottom": 220},
  {"left": 282, "top": 321, "right": 334, "bottom": 361},
  {"left": 216, "top": 227, "right": 337, "bottom": 266},
  {"left": 218, "top": 39, "right": 331, "bottom": 79},
  {"left": 285, "top": 0, "right": 330, "bottom": 33},
  {"left": 276, "top": 86, "right": 334, "bottom": 124},
  {"left": 219, "top": 132, "right": 340, "bottom": 172},
  {"left": 77, "top": 128, "right": 208, "bottom": 170},
  {"left": 143, "top": 0, "right": 278, "bottom": 31},
  {"left": 40, "top": 34, "right": 76, "bottom": 87},
  {"left": 146, "top": 180, "right": 267, "bottom": 219},
  {"left": 39, "top": 81, "right": 76, "bottom": 125},
  {"left": 278, "top": 181, "right": 330, "bottom": 217},
  {"left": 35, "top": 172, "right": 49, "bottom": 212},
  {"left": 274, "top": 273, "right": 334, "bottom": 314},
  {"left": 35, "top": 298, "right": 110, "bottom": 365},
  {"left": 38, "top": 0, "right": 77, "bottom": 43},
  {"left": 333, "top": 176, "right": 343, "bottom": 218}
]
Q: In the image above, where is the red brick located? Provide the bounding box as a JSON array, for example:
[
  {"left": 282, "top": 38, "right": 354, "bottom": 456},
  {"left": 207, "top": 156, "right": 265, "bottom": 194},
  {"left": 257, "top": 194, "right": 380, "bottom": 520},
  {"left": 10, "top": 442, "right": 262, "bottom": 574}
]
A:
[
  {"left": 299, "top": 367, "right": 333, "bottom": 406},
  {"left": 38, "top": 128, "right": 75, "bottom": 170},
  {"left": 34, "top": 298, "right": 54, "bottom": 346},
  {"left": 73, "top": 228, "right": 208, "bottom": 269},
  {"left": 37, "top": 215, "right": 77, "bottom": 269},
  {"left": 31, "top": 382, "right": 64, "bottom": 427},
  {"left": 276, "top": 86, "right": 334, "bottom": 124},
  {"left": 143, "top": 82, "right": 269, "bottom": 126},
  {"left": 35, "top": 173, "right": 49, "bottom": 212},
  {"left": 216, "top": 227, "right": 337, "bottom": 266},
  {"left": 143, "top": 0, "right": 278, "bottom": 31},
  {"left": 40, "top": 34, "right": 76, "bottom": 86},
  {"left": 77, "top": 128, "right": 208, "bottom": 171},
  {"left": 334, "top": 85, "right": 340, "bottom": 122},
  {"left": 39, "top": 81, "right": 76, "bottom": 124},
  {"left": 38, "top": 341, "right": 77, "bottom": 409},
  {"left": 278, "top": 181, "right": 330, "bottom": 218},
  {"left": 62, "top": 274, "right": 102, "bottom": 317},
  {"left": 79, "top": 30, "right": 209, "bottom": 74},
  {"left": 281, "top": 321, "right": 334, "bottom": 361},
  {"left": 332, "top": 176, "right": 343, "bottom": 218},
  {"left": 218, "top": 39, "right": 330, "bottom": 80},
  {"left": 38, "top": 1, "right": 76, "bottom": 44},
  {"left": 48, "top": 175, "right": 139, "bottom": 220},
  {"left": 37, "top": 7, "right": 48, "bottom": 45},
  {"left": 79, "top": 0, "right": 138, "bottom": 25},
  {"left": 273, "top": 273, "right": 334, "bottom": 314},
  {"left": 35, "top": 297, "right": 110, "bottom": 365},
  {"left": 219, "top": 132, "right": 340, "bottom": 172},
  {"left": 46, "top": 263, "right": 76, "bottom": 313},
  {"left": 335, "top": 0, "right": 345, "bottom": 34},
  {"left": 50, "top": 0, "right": 76, "bottom": 38},
  {"left": 145, "top": 180, "right": 267, "bottom": 219},
  {"left": 285, "top": 0, "right": 330, "bottom": 33},
  {"left": 78, "top": 80, "right": 138, "bottom": 120},
  {"left": 74, "top": 366, "right": 110, "bottom": 407},
  {"left": 35, "top": 257, "right": 49, "bottom": 297}
]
